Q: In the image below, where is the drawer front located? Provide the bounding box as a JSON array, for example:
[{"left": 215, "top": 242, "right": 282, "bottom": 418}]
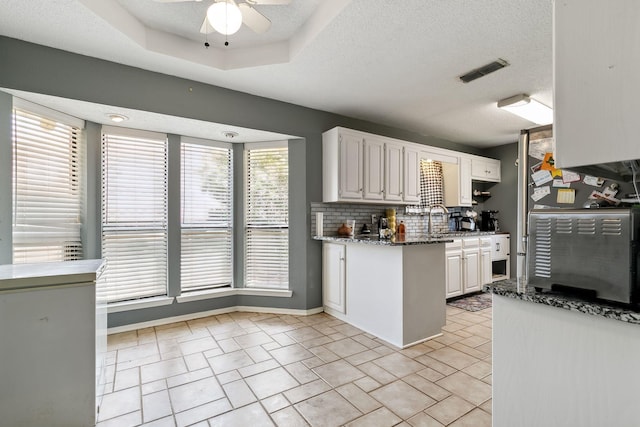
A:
[
  {"left": 446, "top": 239, "right": 462, "bottom": 250},
  {"left": 462, "top": 237, "right": 480, "bottom": 248}
]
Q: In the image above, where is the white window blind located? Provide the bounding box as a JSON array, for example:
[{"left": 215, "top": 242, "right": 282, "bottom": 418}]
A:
[
  {"left": 12, "top": 104, "right": 84, "bottom": 263},
  {"left": 101, "top": 127, "right": 168, "bottom": 303},
  {"left": 181, "top": 138, "right": 233, "bottom": 292},
  {"left": 245, "top": 143, "right": 289, "bottom": 289}
]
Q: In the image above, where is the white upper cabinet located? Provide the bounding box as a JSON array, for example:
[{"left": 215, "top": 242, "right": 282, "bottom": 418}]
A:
[
  {"left": 323, "top": 127, "right": 500, "bottom": 204},
  {"left": 403, "top": 146, "right": 421, "bottom": 203},
  {"left": 442, "top": 158, "right": 473, "bottom": 207},
  {"left": 470, "top": 157, "right": 501, "bottom": 182},
  {"left": 363, "top": 136, "right": 384, "bottom": 200},
  {"left": 554, "top": 0, "right": 640, "bottom": 168},
  {"left": 323, "top": 127, "right": 421, "bottom": 204},
  {"left": 338, "top": 130, "right": 364, "bottom": 200},
  {"left": 384, "top": 142, "right": 404, "bottom": 202},
  {"left": 323, "top": 127, "right": 363, "bottom": 202}
]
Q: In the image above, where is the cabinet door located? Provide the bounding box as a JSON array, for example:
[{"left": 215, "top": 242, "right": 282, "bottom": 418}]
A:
[
  {"left": 481, "top": 247, "right": 493, "bottom": 285},
  {"left": 339, "top": 132, "right": 363, "bottom": 200},
  {"left": 459, "top": 157, "right": 473, "bottom": 205},
  {"left": 555, "top": 0, "right": 640, "bottom": 168},
  {"left": 363, "top": 138, "right": 384, "bottom": 200},
  {"left": 384, "top": 142, "right": 404, "bottom": 201},
  {"left": 445, "top": 250, "right": 463, "bottom": 298},
  {"left": 463, "top": 248, "right": 481, "bottom": 293},
  {"left": 323, "top": 243, "right": 346, "bottom": 313},
  {"left": 471, "top": 158, "right": 501, "bottom": 182},
  {"left": 403, "top": 146, "right": 421, "bottom": 203}
]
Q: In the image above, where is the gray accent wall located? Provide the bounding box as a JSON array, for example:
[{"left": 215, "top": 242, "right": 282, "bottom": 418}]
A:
[
  {"left": 0, "top": 36, "right": 490, "bottom": 327},
  {"left": 0, "top": 91, "right": 12, "bottom": 264}
]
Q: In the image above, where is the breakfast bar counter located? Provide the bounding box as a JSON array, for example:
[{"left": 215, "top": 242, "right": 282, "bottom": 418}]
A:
[
  {"left": 315, "top": 235, "right": 450, "bottom": 348},
  {"left": 484, "top": 280, "right": 640, "bottom": 427}
]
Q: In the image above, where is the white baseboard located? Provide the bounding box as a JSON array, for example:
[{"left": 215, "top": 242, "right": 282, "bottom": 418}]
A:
[{"left": 108, "top": 305, "right": 325, "bottom": 334}]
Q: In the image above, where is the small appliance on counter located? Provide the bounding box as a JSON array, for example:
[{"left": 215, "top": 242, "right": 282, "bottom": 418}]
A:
[
  {"left": 481, "top": 210, "right": 499, "bottom": 231},
  {"left": 528, "top": 207, "right": 640, "bottom": 304},
  {"left": 460, "top": 209, "right": 477, "bottom": 231}
]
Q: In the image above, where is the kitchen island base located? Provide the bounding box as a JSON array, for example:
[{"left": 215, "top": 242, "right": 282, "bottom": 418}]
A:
[
  {"left": 493, "top": 294, "right": 640, "bottom": 427},
  {"left": 323, "top": 241, "right": 446, "bottom": 348}
]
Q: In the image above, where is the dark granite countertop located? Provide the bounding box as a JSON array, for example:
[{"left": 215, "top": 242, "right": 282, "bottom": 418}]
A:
[
  {"left": 484, "top": 280, "right": 640, "bottom": 325},
  {"left": 313, "top": 235, "right": 453, "bottom": 246}
]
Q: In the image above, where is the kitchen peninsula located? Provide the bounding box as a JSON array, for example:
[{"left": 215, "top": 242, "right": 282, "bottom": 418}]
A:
[
  {"left": 315, "top": 235, "right": 452, "bottom": 348},
  {"left": 485, "top": 281, "right": 640, "bottom": 427}
]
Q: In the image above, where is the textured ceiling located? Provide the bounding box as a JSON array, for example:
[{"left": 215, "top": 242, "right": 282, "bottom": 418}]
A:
[{"left": 0, "top": 0, "right": 553, "bottom": 146}]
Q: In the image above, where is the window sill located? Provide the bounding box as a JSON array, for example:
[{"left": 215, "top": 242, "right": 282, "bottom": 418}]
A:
[
  {"left": 107, "top": 296, "right": 174, "bottom": 314},
  {"left": 176, "top": 287, "right": 293, "bottom": 303}
]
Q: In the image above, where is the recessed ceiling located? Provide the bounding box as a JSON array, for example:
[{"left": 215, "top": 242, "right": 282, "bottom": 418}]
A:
[{"left": 0, "top": 0, "right": 553, "bottom": 147}]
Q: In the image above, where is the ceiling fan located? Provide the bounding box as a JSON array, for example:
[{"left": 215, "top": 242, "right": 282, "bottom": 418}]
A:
[{"left": 153, "top": 0, "right": 292, "bottom": 36}]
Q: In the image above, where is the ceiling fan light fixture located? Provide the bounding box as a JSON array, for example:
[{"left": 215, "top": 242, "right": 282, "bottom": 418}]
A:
[
  {"left": 497, "top": 94, "right": 553, "bottom": 125},
  {"left": 207, "top": 1, "right": 243, "bottom": 35}
]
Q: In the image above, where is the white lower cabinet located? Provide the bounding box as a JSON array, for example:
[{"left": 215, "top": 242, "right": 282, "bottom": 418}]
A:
[
  {"left": 445, "top": 239, "right": 463, "bottom": 298},
  {"left": 480, "top": 237, "right": 493, "bottom": 286},
  {"left": 446, "top": 236, "right": 494, "bottom": 299},
  {"left": 322, "top": 242, "right": 346, "bottom": 314},
  {"left": 462, "top": 238, "right": 481, "bottom": 293}
]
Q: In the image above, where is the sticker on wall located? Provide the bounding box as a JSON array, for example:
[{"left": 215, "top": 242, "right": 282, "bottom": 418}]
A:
[
  {"left": 583, "top": 175, "right": 605, "bottom": 187},
  {"left": 557, "top": 188, "right": 576, "bottom": 204},
  {"left": 552, "top": 179, "right": 570, "bottom": 188},
  {"left": 529, "top": 137, "right": 554, "bottom": 161},
  {"left": 588, "top": 190, "right": 620, "bottom": 205},
  {"left": 562, "top": 170, "right": 581, "bottom": 183},
  {"left": 540, "top": 153, "right": 562, "bottom": 177},
  {"left": 532, "top": 169, "right": 553, "bottom": 186},
  {"left": 532, "top": 186, "right": 551, "bottom": 201}
]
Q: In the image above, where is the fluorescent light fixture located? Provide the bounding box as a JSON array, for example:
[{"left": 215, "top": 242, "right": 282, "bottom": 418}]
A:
[
  {"left": 207, "top": 1, "right": 243, "bottom": 35},
  {"left": 497, "top": 94, "right": 553, "bottom": 125}
]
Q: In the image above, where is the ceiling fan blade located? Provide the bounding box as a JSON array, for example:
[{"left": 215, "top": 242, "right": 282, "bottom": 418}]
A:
[
  {"left": 239, "top": 3, "right": 271, "bottom": 33},
  {"left": 199, "top": 16, "right": 215, "bottom": 34},
  {"left": 247, "top": 0, "right": 292, "bottom": 5}
]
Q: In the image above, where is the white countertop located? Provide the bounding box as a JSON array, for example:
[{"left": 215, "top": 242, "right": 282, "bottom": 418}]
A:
[{"left": 0, "top": 259, "right": 105, "bottom": 291}]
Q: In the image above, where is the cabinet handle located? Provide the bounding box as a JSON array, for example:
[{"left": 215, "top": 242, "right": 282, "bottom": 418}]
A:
[{"left": 496, "top": 243, "right": 500, "bottom": 251}]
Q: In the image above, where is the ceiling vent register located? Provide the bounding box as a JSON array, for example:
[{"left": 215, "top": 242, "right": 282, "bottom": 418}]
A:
[{"left": 459, "top": 59, "right": 509, "bottom": 83}]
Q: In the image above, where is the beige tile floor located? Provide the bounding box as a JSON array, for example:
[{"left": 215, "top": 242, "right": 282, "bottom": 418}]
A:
[{"left": 98, "top": 305, "right": 492, "bottom": 427}]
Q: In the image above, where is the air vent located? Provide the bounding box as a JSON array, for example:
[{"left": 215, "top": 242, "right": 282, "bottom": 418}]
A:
[
  {"left": 555, "top": 217, "right": 573, "bottom": 234},
  {"left": 601, "top": 218, "right": 623, "bottom": 235},
  {"left": 534, "top": 218, "right": 551, "bottom": 278},
  {"left": 459, "top": 59, "right": 510, "bottom": 83},
  {"left": 577, "top": 218, "right": 596, "bottom": 235}
]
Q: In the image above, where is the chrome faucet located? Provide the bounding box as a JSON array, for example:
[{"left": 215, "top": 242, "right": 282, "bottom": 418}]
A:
[{"left": 428, "top": 203, "right": 449, "bottom": 237}]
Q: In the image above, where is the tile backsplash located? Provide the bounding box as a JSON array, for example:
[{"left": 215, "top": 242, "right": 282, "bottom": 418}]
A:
[{"left": 310, "top": 202, "right": 456, "bottom": 237}]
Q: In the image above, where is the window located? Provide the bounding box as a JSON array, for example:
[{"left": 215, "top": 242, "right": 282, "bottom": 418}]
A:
[
  {"left": 101, "top": 127, "right": 168, "bottom": 303},
  {"left": 245, "top": 142, "right": 289, "bottom": 289},
  {"left": 12, "top": 101, "right": 84, "bottom": 263},
  {"left": 181, "top": 138, "right": 233, "bottom": 291}
]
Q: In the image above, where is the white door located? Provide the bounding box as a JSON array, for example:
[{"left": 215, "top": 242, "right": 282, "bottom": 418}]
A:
[
  {"left": 339, "top": 132, "right": 363, "bottom": 200},
  {"left": 446, "top": 250, "right": 463, "bottom": 298},
  {"left": 323, "top": 243, "right": 346, "bottom": 313},
  {"left": 384, "top": 142, "right": 404, "bottom": 201},
  {"left": 363, "top": 137, "right": 384, "bottom": 200},
  {"left": 403, "top": 146, "right": 421, "bottom": 203},
  {"left": 463, "top": 248, "right": 481, "bottom": 293}
]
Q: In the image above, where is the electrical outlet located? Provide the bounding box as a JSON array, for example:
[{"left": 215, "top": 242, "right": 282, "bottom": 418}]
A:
[{"left": 371, "top": 214, "right": 378, "bottom": 225}]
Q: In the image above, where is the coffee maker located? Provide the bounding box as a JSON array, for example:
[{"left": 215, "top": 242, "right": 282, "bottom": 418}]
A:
[{"left": 481, "top": 210, "right": 499, "bottom": 231}]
